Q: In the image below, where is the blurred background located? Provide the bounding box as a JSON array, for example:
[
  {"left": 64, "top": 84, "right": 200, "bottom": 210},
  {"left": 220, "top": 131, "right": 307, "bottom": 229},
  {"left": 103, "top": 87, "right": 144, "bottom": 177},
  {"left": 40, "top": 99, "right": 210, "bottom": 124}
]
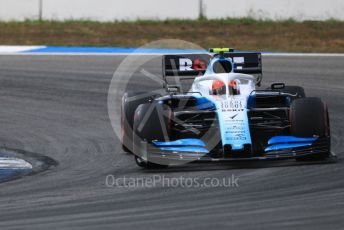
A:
[
  {"left": 1, "top": 0, "right": 344, "bottom": 21},
  {"left": 0, "top": 0, "right": 343, "bottom": 52}
]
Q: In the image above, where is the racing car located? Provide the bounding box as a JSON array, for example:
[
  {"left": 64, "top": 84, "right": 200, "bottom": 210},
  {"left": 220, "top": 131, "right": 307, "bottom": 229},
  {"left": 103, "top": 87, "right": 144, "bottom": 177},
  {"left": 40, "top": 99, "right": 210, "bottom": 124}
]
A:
[{"left": 121, "top": 48, "right": 332, "bottom": 168}]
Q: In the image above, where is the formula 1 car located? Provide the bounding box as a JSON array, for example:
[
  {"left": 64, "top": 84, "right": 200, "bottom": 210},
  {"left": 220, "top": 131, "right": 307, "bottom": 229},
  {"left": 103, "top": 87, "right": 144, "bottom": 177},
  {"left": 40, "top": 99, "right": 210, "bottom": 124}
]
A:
[{"left": 121, "top": 48, "right": 332, "bottom": 168}]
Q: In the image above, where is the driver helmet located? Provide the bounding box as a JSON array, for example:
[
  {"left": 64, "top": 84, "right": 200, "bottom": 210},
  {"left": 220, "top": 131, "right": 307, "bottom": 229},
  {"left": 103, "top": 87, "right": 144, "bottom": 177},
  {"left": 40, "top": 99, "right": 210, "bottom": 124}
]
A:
[{"left": 212, "top": 80, "right": 240, "bottom": 95}]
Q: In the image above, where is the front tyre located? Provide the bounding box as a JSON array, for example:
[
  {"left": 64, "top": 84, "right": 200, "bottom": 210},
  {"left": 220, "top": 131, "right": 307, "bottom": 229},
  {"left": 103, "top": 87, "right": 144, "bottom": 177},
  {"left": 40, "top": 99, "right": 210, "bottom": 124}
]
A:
[
  {"left": 134, "top": 155, "right": 168, "bottom": 169},
  {"left": 133, "top": 103, "right": 172, "bottom": 169},
  {"left": 290, "top": 97, "right": 331, "bottom": 160},
  {"left": 121, "top": 91, "right": 157, "bottom": 153}
]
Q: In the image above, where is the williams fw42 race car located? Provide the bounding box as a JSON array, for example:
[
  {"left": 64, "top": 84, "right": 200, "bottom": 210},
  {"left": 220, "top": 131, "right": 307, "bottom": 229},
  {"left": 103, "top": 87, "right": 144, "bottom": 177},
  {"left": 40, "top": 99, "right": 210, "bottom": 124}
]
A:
[{"left": 121, "top": 48, "right": 333, "bottom": 168}]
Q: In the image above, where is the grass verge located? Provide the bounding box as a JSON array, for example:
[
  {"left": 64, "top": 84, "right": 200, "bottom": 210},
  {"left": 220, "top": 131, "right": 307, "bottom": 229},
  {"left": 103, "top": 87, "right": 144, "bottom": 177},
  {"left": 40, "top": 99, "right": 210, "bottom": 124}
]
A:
[{"left": 1, "top": 18, "right": 344, "bottom": 53}]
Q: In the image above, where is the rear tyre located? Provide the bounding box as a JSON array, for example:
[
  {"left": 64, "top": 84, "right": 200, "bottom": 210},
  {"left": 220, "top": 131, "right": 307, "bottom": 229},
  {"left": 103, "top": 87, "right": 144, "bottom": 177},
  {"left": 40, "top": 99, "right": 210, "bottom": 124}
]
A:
[
  {"left": 133, "top": 103, "right": 172, "bottom": 169},
  {"left": 290, "top": 97, "right": 330, "bottom": 160}
]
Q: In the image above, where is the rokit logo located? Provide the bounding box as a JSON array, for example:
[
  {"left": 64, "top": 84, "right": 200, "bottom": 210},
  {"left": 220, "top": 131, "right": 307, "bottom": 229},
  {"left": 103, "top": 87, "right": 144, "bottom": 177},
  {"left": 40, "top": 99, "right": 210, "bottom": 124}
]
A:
[{"left": 179, "top": 58, "right": 207, "bottom": 71}]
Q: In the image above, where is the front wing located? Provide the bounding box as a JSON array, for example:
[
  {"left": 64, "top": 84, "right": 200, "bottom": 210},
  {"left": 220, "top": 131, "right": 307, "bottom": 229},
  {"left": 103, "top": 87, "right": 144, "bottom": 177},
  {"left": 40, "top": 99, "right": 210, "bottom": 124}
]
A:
[{"left": 135, "top": 137, "right": 333, "bottom": 164}]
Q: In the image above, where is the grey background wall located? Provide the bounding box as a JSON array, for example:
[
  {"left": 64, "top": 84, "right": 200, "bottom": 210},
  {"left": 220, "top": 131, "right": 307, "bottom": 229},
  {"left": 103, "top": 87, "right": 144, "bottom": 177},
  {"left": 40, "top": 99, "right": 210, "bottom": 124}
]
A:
[{"left": 1, "top": 0, "right": 343, "bottom": 21}]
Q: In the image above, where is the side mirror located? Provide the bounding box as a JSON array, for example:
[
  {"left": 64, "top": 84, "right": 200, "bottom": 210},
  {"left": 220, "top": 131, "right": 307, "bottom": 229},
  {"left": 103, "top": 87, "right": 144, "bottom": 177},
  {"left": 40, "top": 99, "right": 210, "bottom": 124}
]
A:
[
  {"left": 166, "top": 85, "right": 181, "bottom": 93},
  {"left": 271, "top": 83, "right": 285, "bottom": 90}
]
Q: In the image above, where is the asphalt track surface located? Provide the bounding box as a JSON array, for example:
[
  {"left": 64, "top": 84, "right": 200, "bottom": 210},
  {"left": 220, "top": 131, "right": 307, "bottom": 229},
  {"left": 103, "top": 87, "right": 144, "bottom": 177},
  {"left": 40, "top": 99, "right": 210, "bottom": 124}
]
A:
[{"left": 0, "top": 54, "right": 343, "bottom": 230}]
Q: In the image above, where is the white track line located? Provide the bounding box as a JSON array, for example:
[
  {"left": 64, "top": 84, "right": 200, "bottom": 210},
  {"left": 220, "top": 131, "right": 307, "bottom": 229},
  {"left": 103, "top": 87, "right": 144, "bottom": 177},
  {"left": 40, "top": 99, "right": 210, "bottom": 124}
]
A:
[
  {"left": 0, "top": 45, "right": 343, "bottom": 57},
  {"left": 0, "top": 52, "right": 179, "bottom": 56},
  {"left": 0, "top": 157, "right": 32, "bottom": 169},
  {"left": 0, "top": 46, "right": 46, "bottom": 54}
]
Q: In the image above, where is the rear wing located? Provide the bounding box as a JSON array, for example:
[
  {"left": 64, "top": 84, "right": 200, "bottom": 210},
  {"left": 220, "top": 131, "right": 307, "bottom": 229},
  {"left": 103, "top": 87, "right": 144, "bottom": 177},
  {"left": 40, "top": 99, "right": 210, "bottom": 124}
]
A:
[
  {"left": 224, "top": 52, "right": 262, "bottom": 75},
  {"left": 162, "top": 51, "right": 263, "bottom": 89},
  {"left": 163, "top": 54, "right": 211, "bottom": 77},
  {"left": 163, "top": 54, "right": 211, "bottom": 92}
]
